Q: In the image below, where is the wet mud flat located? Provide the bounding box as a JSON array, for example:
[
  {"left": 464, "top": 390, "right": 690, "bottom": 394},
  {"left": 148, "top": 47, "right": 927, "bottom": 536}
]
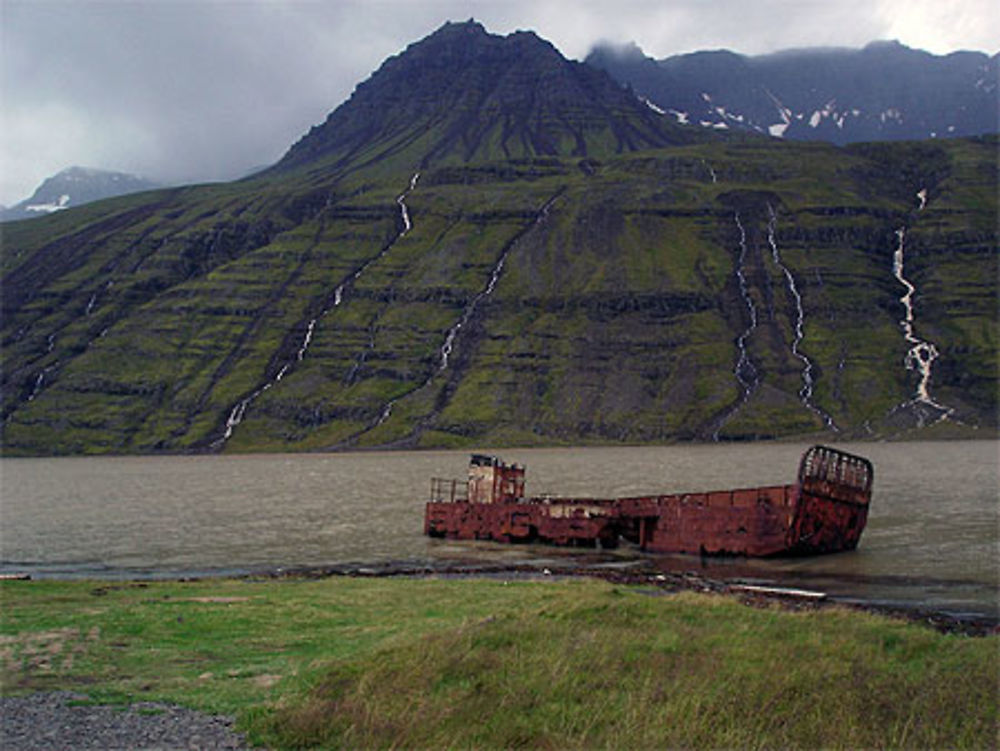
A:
[{"left": 244, "top": 556, "right": 1000, "bottom": 638}]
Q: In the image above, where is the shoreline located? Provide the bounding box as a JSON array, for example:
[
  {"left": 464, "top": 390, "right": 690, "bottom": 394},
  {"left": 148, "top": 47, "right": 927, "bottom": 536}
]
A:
[
  {"left": 112, "top": 558, "right": 1000, "bottom": 638},
  {"left": 7, "top": 553, "right": 997, "bottom": 637},
  {"left": 0, "top": 425, "right": 1000, "bottom": 459},
  {"left": 251, "top": 560, "right": 1000, "bottom": 637},
  {"left": 1, "top": 430, "right": 997, "bottom": 460}
]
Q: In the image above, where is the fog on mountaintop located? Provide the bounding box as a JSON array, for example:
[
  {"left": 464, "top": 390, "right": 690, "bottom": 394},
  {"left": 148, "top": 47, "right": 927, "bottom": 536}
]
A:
[{"left": 3, "top": 0, "right": 998, "bottom": 205}]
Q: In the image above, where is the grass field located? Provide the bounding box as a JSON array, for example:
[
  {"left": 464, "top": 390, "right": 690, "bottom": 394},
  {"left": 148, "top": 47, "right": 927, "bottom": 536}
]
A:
[{"left": 2, "top": 576, "right": 996, "bottom": 749}]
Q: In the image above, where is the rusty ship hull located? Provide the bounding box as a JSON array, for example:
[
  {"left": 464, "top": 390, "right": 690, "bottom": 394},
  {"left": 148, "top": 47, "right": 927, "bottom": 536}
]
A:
[{"left": 425, "top": 446, "right": 873, "bottom": 558}]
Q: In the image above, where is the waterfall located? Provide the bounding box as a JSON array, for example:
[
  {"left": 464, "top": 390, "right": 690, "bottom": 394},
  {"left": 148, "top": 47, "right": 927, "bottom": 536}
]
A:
[
  {"left": 702, "top": 159, "right": 718, "bottom": 184},
  {"left": 712, "top": 213, "right": 759, "bottom": 440},
  {"left": 435, "top": 194, "right": 556, "bottom": 374},
  {"left": 766, "top": 206, "right": 836, "bottom": 430},
  {"left": 344, "top": 191, "right": 561, "bottom": 445},
  {"left": 732, "top": 213, "right": 759, "bottom": 400},
  {"left": 211, "top": 172, "right": 421, "bottom": 450},
  {"left": 27, "top": 372, "right": 45, "bottom": 402},
  {"left": 891, "top": 227, "right": 952, "bottom": 424}
]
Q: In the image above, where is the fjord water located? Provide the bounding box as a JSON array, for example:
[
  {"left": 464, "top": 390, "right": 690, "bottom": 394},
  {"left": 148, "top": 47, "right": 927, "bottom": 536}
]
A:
[{"left": 2, "top": 441, "right": 996, "bottom": 618}]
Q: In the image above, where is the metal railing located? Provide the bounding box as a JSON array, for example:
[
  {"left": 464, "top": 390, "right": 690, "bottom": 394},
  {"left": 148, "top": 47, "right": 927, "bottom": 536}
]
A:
[
  {"left": 798, "top": 445, "right": 874, "bottom": 498},
  {"left": 430, "top": 477, "right": 467, "bottom": 503}
]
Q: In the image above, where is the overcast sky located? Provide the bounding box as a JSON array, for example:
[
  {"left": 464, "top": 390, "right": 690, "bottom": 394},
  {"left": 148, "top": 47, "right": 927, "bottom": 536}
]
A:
[{"left": 2, "top": 0, "right": 997, "bottom": 206}]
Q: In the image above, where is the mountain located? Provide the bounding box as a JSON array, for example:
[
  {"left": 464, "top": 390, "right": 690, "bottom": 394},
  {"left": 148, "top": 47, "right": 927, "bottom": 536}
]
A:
[
  {"left": 2, "top": 167, "right": 161, "bottom": 221},
  {"left": 1, "top": 21, "right": 997, "bottom": 456},
  {"left": 586, "top": 41, "right": 999, "bottom": 144},
  {"left": 274, "top": 20, "right": 709, "bottom": 174}
]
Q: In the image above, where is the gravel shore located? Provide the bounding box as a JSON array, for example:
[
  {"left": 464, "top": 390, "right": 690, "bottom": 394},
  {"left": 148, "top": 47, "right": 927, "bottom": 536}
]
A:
[{"left": 0, "top": 691, "right": 260, "bottom": 750}]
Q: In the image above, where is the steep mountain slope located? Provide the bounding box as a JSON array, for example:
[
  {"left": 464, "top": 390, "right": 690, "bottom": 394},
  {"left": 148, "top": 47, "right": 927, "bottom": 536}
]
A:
[
  {"left": 1, "top": 23, "right": 996, "bottom": 456},
  {"left": 2, "top": 167, "right": 161, "bottom": 221},
  {"left": 586, "top": 41, "right": 999, "bottom": 144}
]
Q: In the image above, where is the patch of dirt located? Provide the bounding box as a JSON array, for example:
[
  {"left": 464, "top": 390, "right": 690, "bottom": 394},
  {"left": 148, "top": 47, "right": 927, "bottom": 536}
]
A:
[
  {"left": 251, "top": 674, "right": 282, "bottom": 689},
  {"left": 0, "top": 628, "right": 98, "bottom": 676}
]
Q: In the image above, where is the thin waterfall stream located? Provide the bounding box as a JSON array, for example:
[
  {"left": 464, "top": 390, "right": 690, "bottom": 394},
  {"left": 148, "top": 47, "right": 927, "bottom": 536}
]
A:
[
  {"left": 766, "top": 205, "right": 836, "bottom": 430},
  {"left": 890, "top": 204, "right": 953, "bottom": 424},
  {"left": 358, "top": 191, "right": 561, "bottom": 438},
  {"left": 713, "top": 212, "right": 759, "bottom": 439},
  {"left": 212, "top": 173, "right": 421, "bottom": 449}
]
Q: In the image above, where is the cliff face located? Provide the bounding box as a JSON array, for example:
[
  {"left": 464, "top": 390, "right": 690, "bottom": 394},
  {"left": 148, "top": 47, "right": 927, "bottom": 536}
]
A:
[{"left": 1, "top": 24, "right": 996, "bottom": 455}]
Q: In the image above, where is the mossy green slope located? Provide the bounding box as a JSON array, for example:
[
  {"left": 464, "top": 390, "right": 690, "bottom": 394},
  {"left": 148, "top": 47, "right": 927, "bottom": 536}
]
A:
[{"left": 2, "top": 134, "right": 996, "bottom": 455}]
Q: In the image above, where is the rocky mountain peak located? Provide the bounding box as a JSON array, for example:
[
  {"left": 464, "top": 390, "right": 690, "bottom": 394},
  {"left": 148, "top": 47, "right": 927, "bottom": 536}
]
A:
[
  {"left": 2, "top": 166, "right": 159, "bottom": 221},
  {"left": 274, "top": 20, "right": 701, "bottom": 172}
]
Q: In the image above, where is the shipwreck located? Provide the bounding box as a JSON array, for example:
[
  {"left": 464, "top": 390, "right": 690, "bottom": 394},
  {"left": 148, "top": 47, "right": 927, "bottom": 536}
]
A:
[{"left": 425, "top": 445, "right": 873, "bottom": 557}]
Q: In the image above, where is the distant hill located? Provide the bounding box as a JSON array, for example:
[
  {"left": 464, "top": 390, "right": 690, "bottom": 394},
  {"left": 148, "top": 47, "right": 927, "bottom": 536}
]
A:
[
  {"left": 2, "top": 167, "right": 160, "bottom": 221},
  {"left": 1, "top": 21, "right": 996, "bottom": 456},
  {"left": 586, "top": 40, "right": 999, "bottom": 144}
]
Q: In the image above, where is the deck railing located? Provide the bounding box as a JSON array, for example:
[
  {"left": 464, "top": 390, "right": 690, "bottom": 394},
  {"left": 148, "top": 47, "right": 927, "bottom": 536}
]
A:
[
  {"left": 798, "top": 445, "right": 874, "bottom": 501},
  {"left": 430, "top": 477, "right": 467, "bottom": 503}
]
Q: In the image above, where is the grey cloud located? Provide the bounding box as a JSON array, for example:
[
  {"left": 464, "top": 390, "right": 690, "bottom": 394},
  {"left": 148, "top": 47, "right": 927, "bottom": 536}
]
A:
[{"left": 2, "top": 0, "right": 996, "bottom": 205}]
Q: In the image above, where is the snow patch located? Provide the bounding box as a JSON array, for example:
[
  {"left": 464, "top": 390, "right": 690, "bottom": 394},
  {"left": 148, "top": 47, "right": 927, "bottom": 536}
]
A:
[
  {"left": 808, "top": 100, "right": 839, "bottom": 129},
  {"left": 641, "top": 97, "right": 665, "bottom": 115},
  {"left": 879, "top": 108, "right": 903, "bottom": 124},
  {"left": 25, "top": 194, "right": 70, "bottom": 214},
  {"left": 762, "top": 87, "right": 792, "bottom": 138}
]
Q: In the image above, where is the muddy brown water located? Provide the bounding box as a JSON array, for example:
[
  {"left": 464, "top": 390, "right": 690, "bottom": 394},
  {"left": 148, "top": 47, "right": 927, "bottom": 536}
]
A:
[{"left": 2, "top": 441, "right": 996, "bottom": 618}]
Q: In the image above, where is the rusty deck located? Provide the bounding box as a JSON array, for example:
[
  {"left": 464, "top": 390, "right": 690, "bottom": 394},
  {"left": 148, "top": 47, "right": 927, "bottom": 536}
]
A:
[{"left": 425, "top": 446, "right": 873, "bottom": 557}]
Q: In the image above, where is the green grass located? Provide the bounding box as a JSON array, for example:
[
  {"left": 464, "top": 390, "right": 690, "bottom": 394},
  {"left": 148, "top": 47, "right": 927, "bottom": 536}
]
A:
[{"left": 1, "top": 577, "right": 995, "bottom": 749}]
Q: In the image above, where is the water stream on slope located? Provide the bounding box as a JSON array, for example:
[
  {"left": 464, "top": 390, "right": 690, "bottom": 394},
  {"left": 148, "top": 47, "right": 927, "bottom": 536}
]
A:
[
  {"left": 360, "top": 191, "right": 560, "bottom": 436},
  {"left": 890, "top": 219, "right": 952, "bottom": 424},
  {"left": 713, "top": 213, "right": 758, "bottom": 439},
  {"left": 213, "top": 173, "right": 421, "bottom": 448},
  {"left": 766, "top": 205, "right": 836, "bottom": 430}
]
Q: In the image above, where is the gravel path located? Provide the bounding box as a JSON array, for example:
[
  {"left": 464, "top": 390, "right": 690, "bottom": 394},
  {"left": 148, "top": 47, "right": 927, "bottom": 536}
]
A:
[{"left": 1, "top": 692, "right": 261, "bottom": 750}]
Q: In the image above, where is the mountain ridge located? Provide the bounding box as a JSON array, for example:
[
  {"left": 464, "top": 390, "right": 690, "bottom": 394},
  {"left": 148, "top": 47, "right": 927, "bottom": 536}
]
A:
[{"left": 586, "top": 39, "right": 999, "bottom": 144}]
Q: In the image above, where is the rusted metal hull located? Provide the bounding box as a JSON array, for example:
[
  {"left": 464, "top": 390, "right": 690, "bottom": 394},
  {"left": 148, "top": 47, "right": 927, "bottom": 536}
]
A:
[
  {"left": 425, "top": 446, "right": 873, "bottom": 558},
  {"left": 425, "top": 498, "right": 621, "bottom": 549}
]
